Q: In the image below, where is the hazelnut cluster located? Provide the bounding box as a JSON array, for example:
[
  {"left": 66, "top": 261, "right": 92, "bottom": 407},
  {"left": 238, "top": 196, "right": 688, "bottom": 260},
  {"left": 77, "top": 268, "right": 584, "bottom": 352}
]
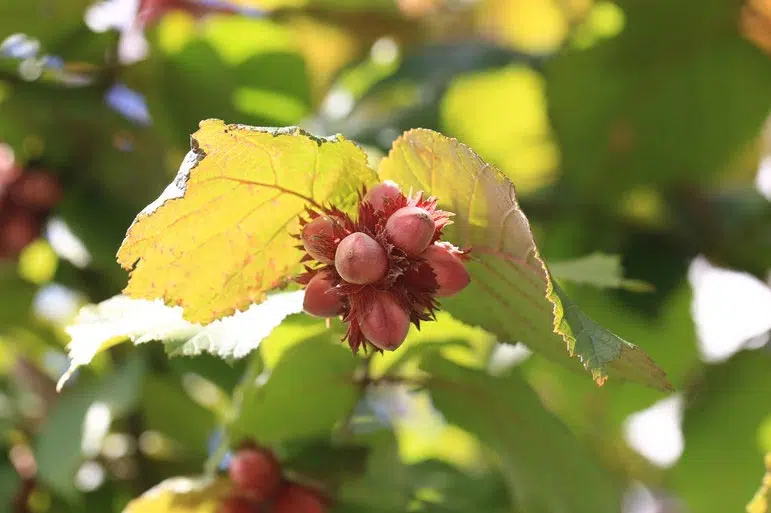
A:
[
  {"left": 0, "top": 143, "right": 61, "bottom": 260},
  {"left": 221, "top": 441, "right": 328, "bottom": 513},
  {"left": 295, "top": 181, "right": 470, "bottom": 352}
]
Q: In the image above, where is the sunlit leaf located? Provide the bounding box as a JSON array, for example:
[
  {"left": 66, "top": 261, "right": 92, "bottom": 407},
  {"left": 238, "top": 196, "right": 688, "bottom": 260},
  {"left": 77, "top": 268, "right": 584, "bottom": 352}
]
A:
[
  {"left": 116, "top": 119, "right": 377, "bottom": 324},
  {"left": 58, "top": 291, "right": 304, "bottom": 390},
  {"left": 122, "top": 476, "right": 231, "bottom": 513},
  {"left": 440, "top": 64, "right": 558, "bottom": 194},
  {"left": 521, "top": 284, "right": 699, "bottom": 445},
  {"left": 423, "top": 355, "right": 619, "bottom": 513},
  {"left": 319, "top": 42, "right": 520, "bottom": 148},
  {"left": 142, "top": 14, "right": 311, "bottom": 148},
  {"left": 550, "top": 282, "right": 668, "bottom": 389},
  {"left": 474, "top": 0, "right": 573, "bottom": 53},
  {"left": 378, "top": 128, "right": 671, "bottom": 390}
]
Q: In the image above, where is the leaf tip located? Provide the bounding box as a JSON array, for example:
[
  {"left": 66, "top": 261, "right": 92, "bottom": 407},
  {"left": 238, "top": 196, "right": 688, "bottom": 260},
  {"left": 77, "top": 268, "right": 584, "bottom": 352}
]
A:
[
  {"left": 198, "top": 118, "right": 224, "bottom": 129},
  {"left": 55, "top": 367, "right": 76, "bottom": 392}
]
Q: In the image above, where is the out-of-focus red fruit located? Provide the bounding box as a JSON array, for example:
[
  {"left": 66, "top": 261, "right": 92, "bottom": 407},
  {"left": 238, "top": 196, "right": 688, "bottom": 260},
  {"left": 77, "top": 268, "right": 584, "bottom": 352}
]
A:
[
  {"left": 3, "top": 212, "right": 39, "bottom": 253},
  {"left": 335, "top": 232, "right": 388, "bottom": 285},
  {"left": 359, "top": 290, "right": 410, "bottom": 351},
  {"left": 301, "top": 216, "right": 338, "bottom": 264},
  {"left": 217, "top": 496, "right": 260, "bottom": 513},
  {"left": 228, "top": 446, "right": 282, "bottom": 501},
  {"left": 397, "top": 0, "right": 440, "bottom": 18},
  {"left": 303, "top": 271, "right": 343, "bottom": 318},
  {"left": 422, "top": 243, "right": 470, "bottom": 297},
  {"left": 0, "top": 143, "right": 18, "bottom": 184},
  {"left": 9, "top": 171, "right": 62, "bottom": 210},
  {"left": 273, "top": 483, "right": 327, "bottom": 513},
  {"left": 385, "top": 206, "right": 435, "bottom": 256},
  {"left": 138, "top": 0, "right": 239, "bottom": 26},
  {"left": 363, "top": 181, "right": 402, "bottom": 212}
]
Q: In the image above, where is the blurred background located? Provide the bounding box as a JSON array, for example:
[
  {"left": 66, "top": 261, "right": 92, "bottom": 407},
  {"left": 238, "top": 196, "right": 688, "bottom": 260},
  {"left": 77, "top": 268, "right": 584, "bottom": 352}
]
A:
[{"left": 1, "top": 0, "right": 770, "bottom": 512}]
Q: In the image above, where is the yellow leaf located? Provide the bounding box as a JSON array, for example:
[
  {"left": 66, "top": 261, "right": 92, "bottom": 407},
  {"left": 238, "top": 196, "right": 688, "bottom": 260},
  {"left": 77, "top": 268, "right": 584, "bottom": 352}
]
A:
[
  {"left": 123, "top": 476, "right": 231, "bottom": 513},
  {"left": 748, "top": 454, "right": 771, "bottom": 513},
  {"left": 116, "top": 119, "right": 377, "bottom": 325},
  {"left": 440, "top": 65, "right": 558, "bottom": 194},
  {"left": 475, "top": 0, "right": 570, "bottom": 53}
]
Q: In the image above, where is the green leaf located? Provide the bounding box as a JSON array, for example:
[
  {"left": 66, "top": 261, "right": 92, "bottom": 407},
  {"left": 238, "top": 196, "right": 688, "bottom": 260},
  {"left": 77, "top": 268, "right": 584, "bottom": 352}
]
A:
[
  {"left": 136, "top": 16, "right": 312, "bottom": 150},
  {"left": 377, "top": 128, "right": 671, "bottom": 390},
  {"left": 229, "top": 338, "right": 359, "bottom": 443},
  {"left": 422, "top": 355, "right": 619, "bottom": 513},
  {"left": 550, "top": 282, "right": 669, "bottom": 390},
  {"left": 58, "top": 291, "right": 304, "bottom": 390},
  {"left": 671, "top": 350, "right": 771, "bottom": 513},
  {"left": 36, "top": 355, "right": 144, "bottom": 498},
  {"left": 546, "top": 0, "right": 771, "bottom": 203},
  {"left": 520, "top": 283, "right": 698, "bottom": 444},
  {"left": 0, "top": 458, "right": 19, "bottom": 512},
  {"left": 282, "top": 439, "right": 369, "bottom": 490},
  {"left": 440, "top": 64, "right": 558, "bottom": 195},
  {"left": 116, "top": 119, "right": 378, "bottom": 324},
  {"left": 0, "top": 0, "right": 93, "bottom": 48},
  {"left": 549, "top": 252, "right": 653, "bottom": 291},
  {"left": 404, "top": 460, "right": 510, "bottom": 513},
  {"left": 0, "top": 264, "right": 35, "bottom": 332},
  {"left": 122, "top": 476, "right": 231, "bottom": 513},
  {"left": 320, "top": 42, "right": 521, "bottom": 148},
  {"left": 141, "top": 373, "right": 218, "bottom": 456},
  {"left": 336, "top": 431, "right": 412, "bottom": 513}
]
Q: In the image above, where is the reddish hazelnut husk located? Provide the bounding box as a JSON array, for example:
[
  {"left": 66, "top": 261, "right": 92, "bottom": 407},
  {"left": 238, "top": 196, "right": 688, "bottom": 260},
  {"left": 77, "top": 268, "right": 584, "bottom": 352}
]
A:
[
  {"left": 303, "top": 271, "right": 343, "bottom": 318},
  {"left": 9, "top": 171, "right": 62, "bottom": 210},
  {"left": 359, "top": 290, "right": 410, "bottom": 351},
  {"left": 0, "top": 144, "right": 20, "bottom": 186},
  {"left": 217, "top": 496, "right": 259, "bottom": 513},
  {"left": 422, "top": 243, "right": 470, "bottom": 297},
  {"left": 301, "top": 216, "right": 338, "bottom": 264},
  {"left": 334, "top": 232, "right": 388, "bottom": 285},
  {"left": 363, "top": 180, "right": 402, "bottom": 211},
  {"left": 273, "top": 483, "right": 327, "bottom": 513},
  {"left": 228, "top": 446, "right": 282, "bottom": 501},
  {"left": 3, "top": 211, "right": 39, "bottom": 253},
  {"left": 385, "top": 206, "right": 436, "bottom": 256}
]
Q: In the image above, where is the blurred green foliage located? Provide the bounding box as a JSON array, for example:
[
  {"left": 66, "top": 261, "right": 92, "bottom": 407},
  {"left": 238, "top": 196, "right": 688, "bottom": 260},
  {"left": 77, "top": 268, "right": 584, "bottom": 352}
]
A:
[{"left": 0, "top": 0, "right": 770, "bottom": 512}]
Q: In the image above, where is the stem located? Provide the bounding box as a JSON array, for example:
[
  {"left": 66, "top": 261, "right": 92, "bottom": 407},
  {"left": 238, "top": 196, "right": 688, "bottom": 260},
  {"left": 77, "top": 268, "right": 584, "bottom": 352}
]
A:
[
  {"left": 204, "top": 354, "right": 265, "bottom": 474},
  {"left": 203, "top": 433, "right": 231, "bottom": 476},
  {"left": 12, "top": 478, "right": 35, "bottom": 513},
  {"left": 335, "top": 355, "right": 373, "bottom": 440}
]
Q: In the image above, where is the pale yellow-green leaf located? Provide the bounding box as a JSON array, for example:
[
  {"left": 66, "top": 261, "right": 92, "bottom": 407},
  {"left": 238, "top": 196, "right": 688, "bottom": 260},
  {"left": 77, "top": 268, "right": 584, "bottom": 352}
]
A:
[
  {"left": 57, "top": 291, "right": 304, "bottom": 391},
  {"left": 122, "top": 476, "right": 231, "bottom": 513},
  {"left": 748, "top": 454, "right": 771, "bottom": 513},
  {"left": 116, "top": 119, "right": 377, "bottom": 324},
  {"left": 377, "top": 128, "right": 671, "bottom": 390}
]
